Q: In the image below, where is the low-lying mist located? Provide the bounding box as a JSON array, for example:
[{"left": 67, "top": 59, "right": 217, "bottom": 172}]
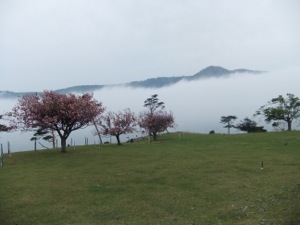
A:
[{"left": 1, "top": 69, "right": 299, "bottom": 152}]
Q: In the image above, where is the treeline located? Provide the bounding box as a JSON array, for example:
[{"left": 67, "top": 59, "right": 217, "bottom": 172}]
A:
[
  {"left": 219, "top": 93, "right": 300, "bottom": 134},
  {"left": 1, "top": 92, "right": 300, "bottom": 153},
  {"left": 0, "top": 92, "right": 174, "bottom": 153}
]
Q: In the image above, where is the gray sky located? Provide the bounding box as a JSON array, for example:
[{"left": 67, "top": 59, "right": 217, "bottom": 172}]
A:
[{"left": 1, "top": 0, "right": 300, "bottom": 92}]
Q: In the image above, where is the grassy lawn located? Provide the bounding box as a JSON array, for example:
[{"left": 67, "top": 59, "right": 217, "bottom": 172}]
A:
[{"left": 0, "top": 131, "right": 299, "bottom": 225}]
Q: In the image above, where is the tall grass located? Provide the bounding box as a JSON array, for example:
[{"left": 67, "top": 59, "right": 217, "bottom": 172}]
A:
[{"left": 0, "top": 131, "right": 299, "bottom": 225}]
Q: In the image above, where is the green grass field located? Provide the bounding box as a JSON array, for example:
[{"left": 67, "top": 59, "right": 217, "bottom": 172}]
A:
[{"left": 0, "top": 131, "right": 299, "bottom": 225}]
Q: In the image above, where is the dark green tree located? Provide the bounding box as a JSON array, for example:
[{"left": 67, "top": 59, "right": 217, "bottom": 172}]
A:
[
  {"left": 0, "top": 114, "right": 11, "bottom": 132},
  {"left": 254, "top": 93, "right": 300, "bottom": 131},
  {"left": 220, "top": 115, "right": 237, "bottom": 134},
  {"left": 235, "top": 117, "right": 266, "bottom": 133},
  {"left": 143, "top": 94, "right": 165, "bottom": 116},
  {"left": 30, "top": 127, "right": 54, "bottom": 150}
]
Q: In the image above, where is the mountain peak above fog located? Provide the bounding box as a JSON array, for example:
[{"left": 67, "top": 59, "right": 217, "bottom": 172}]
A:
[
  {"left": 194, "top": 66, "right": 231, "bottom": 76},
  {"left": 129, "top": 66, "right": 263, "bottom": 88},
  {"left": 192, "top": 66, "right": 262, "bottom": 78},
  {"left": 0, "top": 66, "right": 264, "bottom": 98}
]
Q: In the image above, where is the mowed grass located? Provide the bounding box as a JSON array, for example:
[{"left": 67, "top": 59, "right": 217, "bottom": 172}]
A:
[{"left": 0, "top": 131, "right": 300, "bottom": 225}]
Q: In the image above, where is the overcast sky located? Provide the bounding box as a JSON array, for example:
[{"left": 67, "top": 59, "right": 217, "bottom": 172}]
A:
[{"left": 1, "top": 0, "right": 300, "bottom": 92}]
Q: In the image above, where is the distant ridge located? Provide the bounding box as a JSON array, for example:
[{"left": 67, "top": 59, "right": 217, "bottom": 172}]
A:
[
  {"left": 0, "top": 66, "right": 264, "bottom": 98},
  {"left": 193, "top": 66, "right": 231, "bottom": 77},
  {"left": 124, "top": 66, "right": 263, "bottom": 89},
  {"left": 190, "top": 66, "right": 262, "bottom": 79}
]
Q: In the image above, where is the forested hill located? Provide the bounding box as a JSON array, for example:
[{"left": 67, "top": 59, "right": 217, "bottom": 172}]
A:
[
  {"left": 0, "top": 66, "right": 264, "bottom": 98},
  {"left": 129, "top": 66, "right": 263, "bottom": 88}
]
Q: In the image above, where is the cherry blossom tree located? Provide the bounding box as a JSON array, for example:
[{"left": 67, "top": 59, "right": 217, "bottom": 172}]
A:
[
  {"left": 96, "top": 108, "right": 137, "bottom": 145},
  {"left": 11, "top": 91, "right": 105, "bottom": 153},
  {"left": 140, "top": 94, "right": 175, "bottom": 141},
  {"left": 139, "top": 111, "right": 175, "bottom": 141}
]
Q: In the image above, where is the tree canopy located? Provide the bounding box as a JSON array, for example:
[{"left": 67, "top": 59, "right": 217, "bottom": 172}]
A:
[
  {"left": 220, "top": 115, "right": 237, "bottom": 134},
  {"left": 0, "top": 114, "right": 14, "bottom": 133},
  {"left": 143, "top": 94, "right": 165, "bottom": 115},
  {"left": 30, "top": 126, "right": 56, "bottom": 150},
  {"left": 11, "top": 91, "right": 105, "bottom": 153},
  {"left": 139, "top": 111, "right": 175, "bottom": 141},
  {"left": 235, "top": 117, "right": 266, "bottom": 133},
  {"left": 255, "top": 93, "right": 300, "bottom": 131},
  {"left": 97, "top": 108, "right": 137, "bottom": 145},
  {"left": 0, "top": 115, "right": 9, "bottom": 132},
  {"left": 140, "top": 94, "right": 174, "bottom": 141}
]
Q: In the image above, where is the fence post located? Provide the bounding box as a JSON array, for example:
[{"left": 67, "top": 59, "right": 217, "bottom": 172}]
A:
[
  {"left": 1, "top": 144, "right": 3, "bottom": 167},
  {"left": 8, "top": 141, "right": 11, "bottom": 157}
]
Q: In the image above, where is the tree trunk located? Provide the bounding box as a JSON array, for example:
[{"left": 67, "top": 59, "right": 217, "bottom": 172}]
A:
[
  {"left": 287, "top": 120, "right": 292, "bottom": 131},
  {"left": 153, "top": 132, "right": 157, "bottom": 141},
  {"left": 93, "top": 121, "right": 103, "bottom": 144},
  {"left": 227, "top": 122, "right": 230, "bottom": 134},
  {"left": 52, "top": 129, "right": 56, "bottom": 149},
  {"left": 116, "top": 135, "right": 121, "bottom": 145},
  {"left": 61, "top": 137, "right": 67, "bottom": 153}
]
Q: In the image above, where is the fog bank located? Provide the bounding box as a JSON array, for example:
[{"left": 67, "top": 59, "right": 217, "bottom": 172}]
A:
[{"left": 1, "top": 69, "right": 299, "bottom": 152}]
